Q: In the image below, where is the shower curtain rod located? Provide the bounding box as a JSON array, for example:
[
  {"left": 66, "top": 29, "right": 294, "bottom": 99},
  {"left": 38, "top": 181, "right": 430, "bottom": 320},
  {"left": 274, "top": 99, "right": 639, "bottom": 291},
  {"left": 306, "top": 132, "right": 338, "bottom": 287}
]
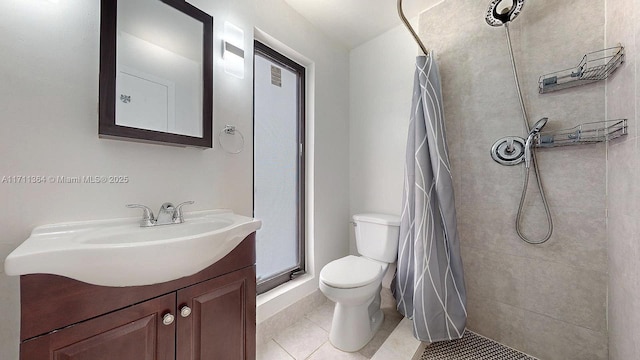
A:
[{"left": 397, "top": 0, "right": 429, "bottom": 55}]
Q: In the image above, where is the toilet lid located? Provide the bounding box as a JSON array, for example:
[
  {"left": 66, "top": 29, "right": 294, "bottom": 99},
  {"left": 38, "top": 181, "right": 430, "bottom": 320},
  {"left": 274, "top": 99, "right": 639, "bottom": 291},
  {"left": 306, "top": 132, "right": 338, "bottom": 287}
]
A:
[{"left": 320, "top": 255, "right": 383, "bottom": 289}]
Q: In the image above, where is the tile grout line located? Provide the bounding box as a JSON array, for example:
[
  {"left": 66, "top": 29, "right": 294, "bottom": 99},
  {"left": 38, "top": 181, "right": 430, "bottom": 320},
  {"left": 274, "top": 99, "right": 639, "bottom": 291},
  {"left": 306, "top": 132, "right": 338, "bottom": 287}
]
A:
[
  {"left": 460, "top": 241, "right": 609, "bottom": 274},
  {"left": 271, "top": 337, "right": 297, "bottom": 360},
  {"left": 304, "top": 313, "right": 329, "bottom": 332},
  {"left": 304, "top": 339, "right": 329, "bottom": 360},
  {"left": 465, "top": 294, "right": 608, "bottom": 335}
]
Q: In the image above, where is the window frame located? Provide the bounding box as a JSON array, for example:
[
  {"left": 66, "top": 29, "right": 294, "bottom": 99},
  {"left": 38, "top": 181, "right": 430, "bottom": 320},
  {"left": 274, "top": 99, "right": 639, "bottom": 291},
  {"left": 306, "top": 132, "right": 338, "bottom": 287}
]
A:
[{"left": 253, "top": 40, "right": 306, "bottom": 294}]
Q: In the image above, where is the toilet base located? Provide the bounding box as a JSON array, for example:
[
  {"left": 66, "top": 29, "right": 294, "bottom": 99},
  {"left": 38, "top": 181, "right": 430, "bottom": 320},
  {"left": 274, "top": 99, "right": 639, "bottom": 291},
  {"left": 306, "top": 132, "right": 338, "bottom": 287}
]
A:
[{"left": 328, "top": 303, "right": 385, "bottom": 352}]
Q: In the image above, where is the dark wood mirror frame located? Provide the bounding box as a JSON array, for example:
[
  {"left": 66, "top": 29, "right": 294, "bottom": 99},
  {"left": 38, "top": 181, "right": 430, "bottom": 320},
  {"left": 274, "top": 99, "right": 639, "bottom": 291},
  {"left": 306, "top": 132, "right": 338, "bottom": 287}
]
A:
[{"left": 99, "top": 0, "right": 213, "bottom": 148}]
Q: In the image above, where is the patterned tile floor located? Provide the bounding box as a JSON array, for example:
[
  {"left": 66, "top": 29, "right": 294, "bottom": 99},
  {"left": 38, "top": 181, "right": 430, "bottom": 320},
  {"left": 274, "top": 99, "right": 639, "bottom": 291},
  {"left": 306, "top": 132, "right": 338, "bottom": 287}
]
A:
[{"left": 419, "top": 331, "right": 537, "bottom": 360}]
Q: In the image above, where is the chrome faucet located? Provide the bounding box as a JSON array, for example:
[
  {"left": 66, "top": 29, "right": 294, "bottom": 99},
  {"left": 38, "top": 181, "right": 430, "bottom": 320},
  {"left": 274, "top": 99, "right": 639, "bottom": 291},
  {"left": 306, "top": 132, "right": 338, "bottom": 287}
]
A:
[{"left": 127, "top": 201, "right": 194, "bottom": 227}]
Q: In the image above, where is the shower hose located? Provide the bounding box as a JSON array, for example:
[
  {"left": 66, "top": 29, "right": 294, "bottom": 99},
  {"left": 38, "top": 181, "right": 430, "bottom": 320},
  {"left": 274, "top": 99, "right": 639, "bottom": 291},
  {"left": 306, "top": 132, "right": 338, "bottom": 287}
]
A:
[{"left": 504, "top": 23, "right": 553, "bottom": 244}]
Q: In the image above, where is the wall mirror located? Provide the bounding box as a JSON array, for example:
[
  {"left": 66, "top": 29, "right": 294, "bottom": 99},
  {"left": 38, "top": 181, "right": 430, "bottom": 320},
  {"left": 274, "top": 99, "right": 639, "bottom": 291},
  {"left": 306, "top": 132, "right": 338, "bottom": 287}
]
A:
[{"left": 99, "top": 0, "right": 213, "bottom": 148}]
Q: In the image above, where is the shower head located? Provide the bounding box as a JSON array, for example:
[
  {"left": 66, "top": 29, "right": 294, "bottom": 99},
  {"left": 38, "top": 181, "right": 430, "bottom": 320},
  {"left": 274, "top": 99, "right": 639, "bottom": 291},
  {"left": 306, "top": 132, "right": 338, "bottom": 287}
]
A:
[
  {"left": 530, "top": 117, "right": 548, "bottom": 134},
  {"left": 485, "top": 0, "right": 525, "bottom": 27}
]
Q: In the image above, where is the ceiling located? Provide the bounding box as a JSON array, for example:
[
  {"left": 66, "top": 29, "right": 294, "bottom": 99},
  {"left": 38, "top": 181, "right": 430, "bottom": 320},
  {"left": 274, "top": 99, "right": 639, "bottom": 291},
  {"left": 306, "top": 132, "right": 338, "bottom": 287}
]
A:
[{"left": 283, "top": 0, "right": 444, "bottom": 49}]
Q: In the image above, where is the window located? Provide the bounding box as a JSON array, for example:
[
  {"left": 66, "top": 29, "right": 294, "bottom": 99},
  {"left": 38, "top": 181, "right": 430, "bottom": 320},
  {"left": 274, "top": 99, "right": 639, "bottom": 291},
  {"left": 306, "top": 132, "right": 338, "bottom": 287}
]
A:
[{"left": 253, "top": 41, "right": 305, "bottom": 294}]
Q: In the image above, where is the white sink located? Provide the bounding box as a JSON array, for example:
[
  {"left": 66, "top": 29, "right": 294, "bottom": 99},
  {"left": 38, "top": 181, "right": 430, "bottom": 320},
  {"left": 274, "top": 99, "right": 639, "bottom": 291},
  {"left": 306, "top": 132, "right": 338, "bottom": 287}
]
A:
[{"left": 4, "top": 209, "right": 261, "bottom": 287}]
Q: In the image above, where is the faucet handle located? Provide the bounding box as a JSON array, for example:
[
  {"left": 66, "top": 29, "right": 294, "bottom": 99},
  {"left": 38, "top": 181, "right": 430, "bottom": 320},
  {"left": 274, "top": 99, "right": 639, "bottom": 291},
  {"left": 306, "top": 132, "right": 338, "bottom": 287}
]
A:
[
  {"left": 160, "top": 202, "right": 175, "bottom": 211},
  {"left": 126, "top": 204, "right": 155, "bottom": 227},
  {"left": 174, "top": 201, "right": 195, "bottom": 223}
]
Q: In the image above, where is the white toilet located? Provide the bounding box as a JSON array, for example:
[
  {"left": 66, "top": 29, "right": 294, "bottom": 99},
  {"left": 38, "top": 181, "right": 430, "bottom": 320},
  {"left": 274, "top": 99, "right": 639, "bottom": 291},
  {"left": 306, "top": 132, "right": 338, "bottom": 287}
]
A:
[{"left": 319, "top": 213, "right": 400, "bottom": 352}]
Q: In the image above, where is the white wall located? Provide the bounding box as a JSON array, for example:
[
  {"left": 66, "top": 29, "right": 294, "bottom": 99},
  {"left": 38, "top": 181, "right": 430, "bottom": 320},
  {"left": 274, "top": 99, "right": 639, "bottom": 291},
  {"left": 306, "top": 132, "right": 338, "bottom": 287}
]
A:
[
  {"left": 349, "top": 21, "right": 418, "bottom": 253},
  {"left": 0, "top": 0, "right": 349, "bottom": 358}
]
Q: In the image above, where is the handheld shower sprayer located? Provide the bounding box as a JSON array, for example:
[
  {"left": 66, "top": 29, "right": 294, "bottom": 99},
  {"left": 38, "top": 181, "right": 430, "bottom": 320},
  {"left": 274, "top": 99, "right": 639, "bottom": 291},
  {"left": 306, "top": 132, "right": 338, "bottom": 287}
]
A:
[
  {"left": 530, "top": 117, "right": 549, "bottom": 134},
  {"left": 524, "top": 117, "right": 548, "bottom": 168},
  {"left": 486, "top": 0, "right": 553, "bottom": 244}
]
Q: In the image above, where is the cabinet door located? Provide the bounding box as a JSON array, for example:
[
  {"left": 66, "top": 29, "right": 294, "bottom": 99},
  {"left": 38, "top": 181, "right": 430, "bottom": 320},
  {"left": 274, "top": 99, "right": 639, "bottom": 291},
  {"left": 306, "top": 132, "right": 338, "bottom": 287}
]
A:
[
  {"left": 176, "top": 266, "right": 256, "bottom": 360},
  {"left": 21, "top": 293, "right": 176, "bottom": 360}
]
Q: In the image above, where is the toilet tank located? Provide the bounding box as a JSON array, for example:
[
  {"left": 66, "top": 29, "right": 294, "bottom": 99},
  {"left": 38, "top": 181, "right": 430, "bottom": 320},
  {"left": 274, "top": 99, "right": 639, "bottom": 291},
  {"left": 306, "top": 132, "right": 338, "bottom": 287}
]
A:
[{"left": 353, "top": 213, "right": 400, "bottom": 263}]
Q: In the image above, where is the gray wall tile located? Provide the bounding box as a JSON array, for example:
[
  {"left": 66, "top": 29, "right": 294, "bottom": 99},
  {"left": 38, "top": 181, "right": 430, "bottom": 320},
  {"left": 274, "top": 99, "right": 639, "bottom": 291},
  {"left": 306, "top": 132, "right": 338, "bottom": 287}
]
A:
[
  {"left": 465, "top": 295, "right": 527, "bottom": 353},
  {"left": 461, "top": 247, "right": 527, "bottom": 308},
  {"left": 522, "top": 258, "right": 607, "bottom": 332},
  {"left": 606, "top": 0, "right": 640, "bottom": 357},
  {"left": 419, "top": 0, "right": 608, "bottom": 355},
  {"left": 522, "top": 311, "right": 608, "bottom": 360}
]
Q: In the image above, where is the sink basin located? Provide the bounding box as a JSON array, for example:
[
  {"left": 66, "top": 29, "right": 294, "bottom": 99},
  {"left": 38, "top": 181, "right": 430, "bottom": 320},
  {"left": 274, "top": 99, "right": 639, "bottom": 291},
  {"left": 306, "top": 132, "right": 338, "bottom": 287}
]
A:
[
  {"left": 77, "top": 219, "right": 235, "bottom": 245},
  {"left": 4, "top": 209, "right": 261, "bottom": 286}
]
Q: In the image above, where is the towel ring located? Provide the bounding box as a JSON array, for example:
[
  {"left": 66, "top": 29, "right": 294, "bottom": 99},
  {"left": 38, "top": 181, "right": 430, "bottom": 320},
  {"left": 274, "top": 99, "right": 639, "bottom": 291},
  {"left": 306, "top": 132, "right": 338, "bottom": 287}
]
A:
[{"left": 218, "top": 125, "right": 244, "bottom": 154}]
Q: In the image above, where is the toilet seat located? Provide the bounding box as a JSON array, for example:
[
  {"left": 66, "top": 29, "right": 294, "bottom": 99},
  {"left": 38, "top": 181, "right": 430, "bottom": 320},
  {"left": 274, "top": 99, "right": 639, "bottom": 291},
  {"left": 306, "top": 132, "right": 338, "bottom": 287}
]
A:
[{"left": 320, "top": 255, "right": 382, "bottom": 289}]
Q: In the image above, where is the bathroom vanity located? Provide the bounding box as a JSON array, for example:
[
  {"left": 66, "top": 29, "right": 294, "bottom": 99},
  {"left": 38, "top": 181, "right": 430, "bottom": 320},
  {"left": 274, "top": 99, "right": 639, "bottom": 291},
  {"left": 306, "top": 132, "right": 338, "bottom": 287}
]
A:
[{"left": 18, "top": 234, "right": 256, "bottom": 360}]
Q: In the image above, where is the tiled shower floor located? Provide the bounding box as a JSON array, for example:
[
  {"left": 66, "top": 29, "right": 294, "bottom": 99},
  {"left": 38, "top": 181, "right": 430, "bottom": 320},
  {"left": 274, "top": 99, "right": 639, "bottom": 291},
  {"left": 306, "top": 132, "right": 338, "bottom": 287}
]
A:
[{"left": 418, "top": 330, "right": 537, "bottom": 360}]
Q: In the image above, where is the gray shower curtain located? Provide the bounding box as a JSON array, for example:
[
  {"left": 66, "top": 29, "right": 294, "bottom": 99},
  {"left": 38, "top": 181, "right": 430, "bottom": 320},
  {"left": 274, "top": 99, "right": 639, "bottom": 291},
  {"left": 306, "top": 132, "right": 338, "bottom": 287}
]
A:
[{"left": 392, "top": 53, "right": 467, "bottom": 342}]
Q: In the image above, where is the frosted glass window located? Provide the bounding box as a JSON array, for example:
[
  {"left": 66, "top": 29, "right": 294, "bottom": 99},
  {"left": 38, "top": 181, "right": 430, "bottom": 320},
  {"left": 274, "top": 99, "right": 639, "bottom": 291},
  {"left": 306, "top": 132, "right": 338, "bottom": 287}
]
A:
[{"left": 253, "top": 42, "right": 305, "bottom": 293}]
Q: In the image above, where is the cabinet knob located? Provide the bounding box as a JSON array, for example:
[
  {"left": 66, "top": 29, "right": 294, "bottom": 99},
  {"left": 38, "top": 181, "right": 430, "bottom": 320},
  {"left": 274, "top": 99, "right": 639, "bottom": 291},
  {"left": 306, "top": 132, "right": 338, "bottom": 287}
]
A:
[
  {"left": 162, "top": 313, "right": 175, "bottom": 326},
  {"left": 180, "top": 306, "right": 192, "bottom": 318}
]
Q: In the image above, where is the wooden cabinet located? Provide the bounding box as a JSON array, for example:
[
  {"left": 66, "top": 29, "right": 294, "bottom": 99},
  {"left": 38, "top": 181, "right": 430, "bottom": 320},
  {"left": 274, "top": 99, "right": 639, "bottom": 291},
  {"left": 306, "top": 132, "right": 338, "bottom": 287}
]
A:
[
  {"left": 176, "top": 267, "right": 255, "bottom": 359},
  {"left": 19, "top": 234, "right": 256, "bottom": 360},
  {"left": 21, "top": 293, "right": 176, "bottom": 360}
]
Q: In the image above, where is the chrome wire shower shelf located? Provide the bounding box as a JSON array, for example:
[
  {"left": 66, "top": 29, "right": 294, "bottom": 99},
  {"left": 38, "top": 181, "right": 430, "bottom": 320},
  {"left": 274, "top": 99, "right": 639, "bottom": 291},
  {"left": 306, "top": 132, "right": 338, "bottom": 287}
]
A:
[
  {"left": 535, "top": 119, "right": 627, "bottom": 148},
  {"left": 538, "top": 45, "right": 624, "bottom": 93}
]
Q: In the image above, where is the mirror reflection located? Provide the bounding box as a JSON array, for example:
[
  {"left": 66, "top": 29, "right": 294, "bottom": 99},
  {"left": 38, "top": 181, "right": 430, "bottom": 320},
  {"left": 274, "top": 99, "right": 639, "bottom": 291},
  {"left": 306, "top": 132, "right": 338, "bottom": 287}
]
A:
[{"left": 117, "top": 0, "right": 202, "bottom": 137}]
